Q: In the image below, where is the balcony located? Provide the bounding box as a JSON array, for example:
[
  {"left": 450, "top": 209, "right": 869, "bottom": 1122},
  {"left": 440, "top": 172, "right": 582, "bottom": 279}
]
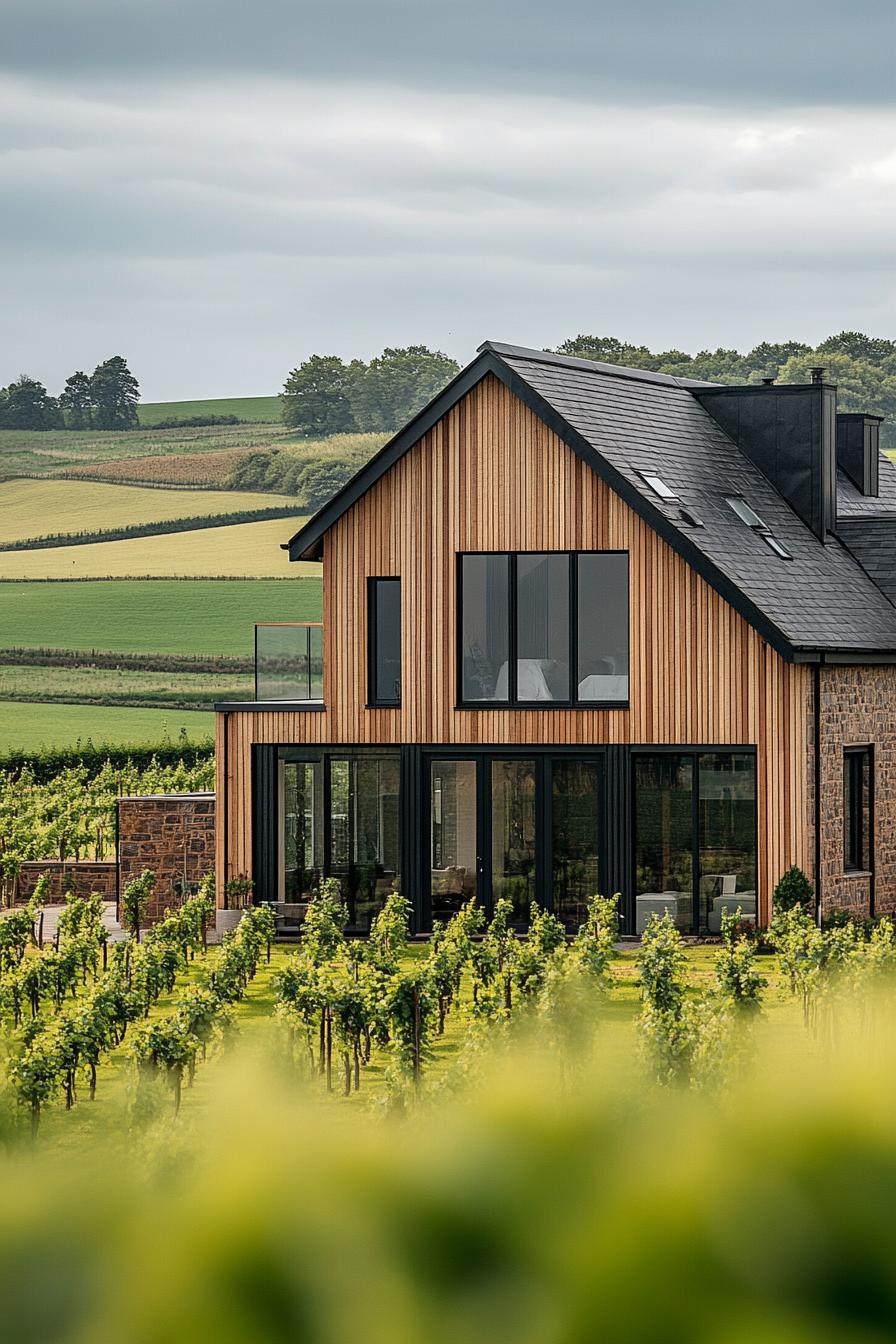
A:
[{"left": 255, "top": 623, "right": 323, "bottom": 703}]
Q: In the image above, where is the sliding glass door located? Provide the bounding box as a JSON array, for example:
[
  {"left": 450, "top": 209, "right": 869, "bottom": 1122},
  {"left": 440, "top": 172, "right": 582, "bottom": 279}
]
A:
[
  {"left": 551, "top": 759, "right": 603, "bottom": 931},
  {"left": 429, "top": 760, "right": 479, "bottom": 923},
  {"left": 281, "top": 753, "right": 400, "bottom": 934},
  {"left": 426, "top": 752, "right": 605, "bottom": 931},
  {"left": 491, "top": 759, "right": 537, "bottom": 927},
  {"left": 633, "top": 751, "right": 757, "bottom": 935}
]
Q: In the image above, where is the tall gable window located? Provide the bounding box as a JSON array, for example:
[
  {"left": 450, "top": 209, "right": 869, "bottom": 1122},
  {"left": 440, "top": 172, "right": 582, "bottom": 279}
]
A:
[
  {"left": 368, "top": 578, "right": 401, "bottom": 706},
  {"left": 459, "top": 551, "right": 629, "bottom": 706}
]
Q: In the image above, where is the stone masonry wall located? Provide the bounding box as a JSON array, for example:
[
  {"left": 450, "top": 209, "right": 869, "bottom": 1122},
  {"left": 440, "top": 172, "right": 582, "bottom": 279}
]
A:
[
  {"left": 812, "top": 666, "right": 896, "bottom": 921},
  {"left": 18, "top": 861, "right": 117, "bottom": 904},
  {"left": 117, "top": 793, "right": 216, "bottom": 925}
]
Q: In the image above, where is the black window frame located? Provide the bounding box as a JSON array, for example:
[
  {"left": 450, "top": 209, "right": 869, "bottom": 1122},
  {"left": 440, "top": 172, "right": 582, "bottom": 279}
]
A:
[
  {"left": 367, "top": 576, "right": 402, "bottom": 708},
  {"left": 844, "top": 746, "right": 873, "bottom": 874},
  {"left": 456, "top": 550, "right": 630, "bottom": 709}
]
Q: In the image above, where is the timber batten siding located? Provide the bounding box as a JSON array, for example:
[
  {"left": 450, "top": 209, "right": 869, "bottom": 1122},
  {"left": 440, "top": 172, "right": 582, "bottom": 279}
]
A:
[{"left": 217, "top": 375, "right": 811, "bottom": 923}]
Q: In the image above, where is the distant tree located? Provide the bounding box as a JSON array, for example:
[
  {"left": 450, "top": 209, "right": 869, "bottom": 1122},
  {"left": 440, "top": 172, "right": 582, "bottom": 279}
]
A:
[
  {"left": 89, "top": 356, "right": 139, "bottom": 430},
  {"left": 555, "top": 335, "right": 662, "bottom": 370},
  {"left": 0, "top": 375, "right": 62, "bottom": 430},
  {"left": 778, "top": 351, "right": 896, "bottom": 439},
  {"left": 281, "top": 356, "right": 357, "bottom": 436},
  {"left": 743, "top": 340, "right": 812, "bottom": 377},
  {"left": 59, "top": 371, "right": 93, "bottom": 429},
  {"left": 817, "top": 331, "right": 896, "bottom": 365},
  {"left": 347, "top": 346, "right": 460, "bottom": 432},
  {"left": 298, "top": 458, "right": 360, "bottom": 510}
]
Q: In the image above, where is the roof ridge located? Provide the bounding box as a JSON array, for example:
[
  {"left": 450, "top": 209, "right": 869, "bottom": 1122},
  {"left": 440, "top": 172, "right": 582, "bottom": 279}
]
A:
[{"left": 478, "top": 340, "right": 719, "bottom": 391}]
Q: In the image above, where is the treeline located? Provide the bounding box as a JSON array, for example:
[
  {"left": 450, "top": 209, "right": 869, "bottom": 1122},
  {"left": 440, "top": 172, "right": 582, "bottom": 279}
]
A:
[
  {"left": 279, "top": 331, "right": 896, "bottom": 448},
  {"left": 0, "top": 740, "right": 214, "bottom": 783},
  {"left": 228, "top": 444, "right": 382, "bottom": 506},
  {"left": 555, "top": 330, "right": 896, "bottom": 446},
  {"left": 0, "top": 506, "right": 299, "bottom": 553},
  {"left": 0, "top": 356, "right": 139, "bottom": 432},
  {"left": 281, "top": 345, "right": 459, "bottom": 435}
]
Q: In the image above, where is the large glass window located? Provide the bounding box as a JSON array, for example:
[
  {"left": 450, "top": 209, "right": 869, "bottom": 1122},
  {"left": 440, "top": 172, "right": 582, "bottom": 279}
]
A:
[
  {"left": 517, "top": 554, "right": 570, "bottom": 700},
  {"left": 281, "top": 753, "right": 400, "bottom": 934},
  {"left": 491, "top": 760, "right": 537, "bottom": 927},
  {"left": 698, "top": 753, "right": 757, "bottom": 932},
  {"left": 551, "top": 759, "right": 602, "bottom": 930},
  {"left": 577, "top": 553, "right": 629, "bottom": 703},
  {"left": 329, "top": 756, "right": 400, "bottom": 934},
  {"left": 633, "top": 755, "right": 695, "bottom": 934},
  {"left": 460, "top": 554, "right": 510, "bottom": 702},
  {"left": 844, "top": 748, "right": 873, "bottom": 873},
  {"left": 283, "top": 761, "right": 324, "bottom": 902},
  {"left": 368, "top": 578, "right": 401, "bottom": 706},
  {"left": 459, "top": 552, "right": 628, "bottom": 706},
  {"left": 634, "top": 752, "right": 757, "bottom": 935},
  {"left": 430, "top": 760, "right": 478, "bottom": 922}
]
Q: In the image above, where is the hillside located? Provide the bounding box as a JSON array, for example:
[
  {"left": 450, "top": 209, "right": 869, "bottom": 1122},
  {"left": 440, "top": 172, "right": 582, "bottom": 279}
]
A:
[{"left": 137, "top": 395, "right": 280, "bottom": 425}]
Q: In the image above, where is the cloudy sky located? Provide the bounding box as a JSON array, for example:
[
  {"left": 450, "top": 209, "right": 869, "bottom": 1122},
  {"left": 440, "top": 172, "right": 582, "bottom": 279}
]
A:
[{"left": 2, "top": 0, "right": 896, "bottom": 399}]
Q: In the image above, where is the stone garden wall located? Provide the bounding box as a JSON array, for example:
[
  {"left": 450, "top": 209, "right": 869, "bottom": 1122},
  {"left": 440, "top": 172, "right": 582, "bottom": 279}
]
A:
[{"left": 117, "top": 793, "right": 216, "bottom": 925}]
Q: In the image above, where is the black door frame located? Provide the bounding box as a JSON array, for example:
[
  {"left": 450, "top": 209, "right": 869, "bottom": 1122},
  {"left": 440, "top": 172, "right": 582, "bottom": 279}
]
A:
[
  {"left": 419, "top": 745, "right": 609, "bottom": 931},
  {"left": 629, "top": 746, "right": 759, "bottom": 937}
]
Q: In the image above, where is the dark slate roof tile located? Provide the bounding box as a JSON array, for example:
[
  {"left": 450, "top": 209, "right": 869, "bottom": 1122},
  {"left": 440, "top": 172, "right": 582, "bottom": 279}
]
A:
[{"left": 498, "top": 349, "right": 896, "bottom": 654}]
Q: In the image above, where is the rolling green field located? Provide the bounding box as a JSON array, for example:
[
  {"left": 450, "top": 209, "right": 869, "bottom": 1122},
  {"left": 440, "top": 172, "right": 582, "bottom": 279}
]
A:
[
  {"left": 0, "top": 700, "right": 214, "bottom": 751},
  {"left": 0, "top": 516, "right": 312, "bottom": 579},
  {"left": 137, "top": 394, "right": 280, "bottom": 425},
  {"left": 0, "top": 479, "right": 299, "bottom": 546},
  {"left": 0, "top": 578, "right": 322, "bottom": 655}
]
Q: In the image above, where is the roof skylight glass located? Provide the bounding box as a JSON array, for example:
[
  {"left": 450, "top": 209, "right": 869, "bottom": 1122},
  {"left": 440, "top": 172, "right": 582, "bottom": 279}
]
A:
[
  {"left": 640, "top": 472, "right": 678, "bottom": 500},
  {"left": 762, "top": 535, "right": 793, "bottom": 560},
  {"left": 725, "top": 497, "right": 767, "bottom": 529}
]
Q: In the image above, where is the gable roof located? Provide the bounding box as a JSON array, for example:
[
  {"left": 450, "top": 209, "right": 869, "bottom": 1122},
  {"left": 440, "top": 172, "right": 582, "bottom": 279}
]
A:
[{"left": 286, "top": 341, "right": 896, "bottom": 662}]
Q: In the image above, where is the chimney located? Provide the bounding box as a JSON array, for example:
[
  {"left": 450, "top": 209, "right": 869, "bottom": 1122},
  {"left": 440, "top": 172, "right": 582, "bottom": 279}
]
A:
[
  {"left": 695, "top": 379, "right": 837, "bottom": 541},
  {"left": 837, "top": 414, "right": 882, "bottom": 497}
]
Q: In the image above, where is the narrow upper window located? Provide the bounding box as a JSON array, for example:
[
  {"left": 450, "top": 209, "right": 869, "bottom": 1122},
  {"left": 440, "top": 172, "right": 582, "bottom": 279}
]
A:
[
  {"left": 458, "top": 552, "right": 629, "bottom": 706},
  {"left": 368, "top": 578, "right": 401, "bottom": 706},
  {"left": 844, "top": 747, "right": 873, "bottom": 873},
  {"left": 640, "top": 472, "right": 678, "bottom": 500}
]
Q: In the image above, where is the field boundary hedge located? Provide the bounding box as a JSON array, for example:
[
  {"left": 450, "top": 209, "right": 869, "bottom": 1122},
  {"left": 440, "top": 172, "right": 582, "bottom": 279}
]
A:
[
  {"left": 0, "top": 574, "right": 297, "bottom": 583},
  {"left": 0, "top": 506, "right": 301, "bottom": 552},
  {"left": 0, "top": 647, "right": 253, "bottom": 673},
  {"left": 0, "top": 739, "right": 215, "bottom": 780},
  {"left": 0, "top": 691, "right": 237, "bottom": 711}
]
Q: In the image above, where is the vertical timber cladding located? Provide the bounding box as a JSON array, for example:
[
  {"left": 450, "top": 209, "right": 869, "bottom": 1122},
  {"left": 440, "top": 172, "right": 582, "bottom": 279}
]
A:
[{"left": 219, "top": 374, "right": 811, "bottom": 922}]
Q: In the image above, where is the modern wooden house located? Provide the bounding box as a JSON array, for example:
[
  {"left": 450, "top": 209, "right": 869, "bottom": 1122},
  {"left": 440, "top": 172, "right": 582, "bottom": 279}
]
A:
[{"left": 215, "top": 342, "right": 896, "bottom": 935}]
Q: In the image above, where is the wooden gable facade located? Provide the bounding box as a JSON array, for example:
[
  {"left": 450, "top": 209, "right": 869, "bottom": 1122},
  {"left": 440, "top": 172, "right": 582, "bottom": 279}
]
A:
[{"left": 217, "top": 373, "right": 811, "bottom": 928}]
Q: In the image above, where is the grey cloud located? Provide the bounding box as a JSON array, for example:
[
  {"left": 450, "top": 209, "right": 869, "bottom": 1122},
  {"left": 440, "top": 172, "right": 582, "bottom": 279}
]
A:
[{"left": 1, "top": 0, "right": 895, "bottom": 107}]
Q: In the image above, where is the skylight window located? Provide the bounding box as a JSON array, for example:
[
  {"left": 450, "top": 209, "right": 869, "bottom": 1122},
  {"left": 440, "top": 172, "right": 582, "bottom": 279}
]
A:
[
  {"left": 726, "top": 497, "right": 767, "bottom": 529},
  {"left": 679, "top": 507, "right": 704, "bottom": 528},
  {"left": 640, "top": 472, "right": 678, "bottom": 500},
  {"left": 762, "top": 535, "right": 793, "bottom": 560}
]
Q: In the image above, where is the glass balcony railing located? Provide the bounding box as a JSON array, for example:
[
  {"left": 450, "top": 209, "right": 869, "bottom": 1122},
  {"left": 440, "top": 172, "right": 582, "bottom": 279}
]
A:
[{"left": 255, "top": 623, "right": 324, "bottom": 702}]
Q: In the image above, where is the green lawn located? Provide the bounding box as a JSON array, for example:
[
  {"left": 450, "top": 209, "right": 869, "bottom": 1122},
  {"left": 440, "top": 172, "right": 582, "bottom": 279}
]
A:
[
  {"left": 0, "top": 578, "right": 322, "bottom": 655},
  {"left": 0, "top": 701, "right": 214, "bottom": 751},
  {"left": 138, "top": 395, "right": 280, "bottom": 426}
]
